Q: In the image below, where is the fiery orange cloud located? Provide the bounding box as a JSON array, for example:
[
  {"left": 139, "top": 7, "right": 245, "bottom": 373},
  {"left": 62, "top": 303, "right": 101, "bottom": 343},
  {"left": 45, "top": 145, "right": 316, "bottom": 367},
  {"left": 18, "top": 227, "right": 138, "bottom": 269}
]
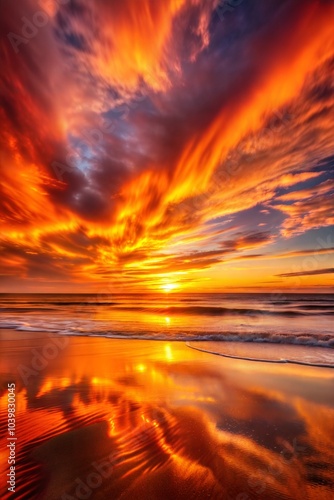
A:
[
  {"left": 87, "top": 0, "right": 192, "bottom": 91},
  {"left": 108, "top": 1, "right": 334, "bottom": 248},
  {"left": 0, "top": 0, "right": 334, "bottom": 291}
]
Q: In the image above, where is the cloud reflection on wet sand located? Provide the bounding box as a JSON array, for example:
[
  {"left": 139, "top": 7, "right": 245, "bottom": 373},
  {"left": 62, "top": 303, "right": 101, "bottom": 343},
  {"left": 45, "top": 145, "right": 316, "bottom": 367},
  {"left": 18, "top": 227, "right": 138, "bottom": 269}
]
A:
[{"left": 0, "top": 332, "right": 334, "bottom": 499}]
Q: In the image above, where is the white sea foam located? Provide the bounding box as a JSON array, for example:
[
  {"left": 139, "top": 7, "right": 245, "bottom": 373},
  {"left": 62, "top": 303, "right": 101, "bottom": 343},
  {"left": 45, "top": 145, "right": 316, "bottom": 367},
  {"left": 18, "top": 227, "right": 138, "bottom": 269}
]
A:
[{"left": 1, "top": 317, "right": 334, "bottom": 349}]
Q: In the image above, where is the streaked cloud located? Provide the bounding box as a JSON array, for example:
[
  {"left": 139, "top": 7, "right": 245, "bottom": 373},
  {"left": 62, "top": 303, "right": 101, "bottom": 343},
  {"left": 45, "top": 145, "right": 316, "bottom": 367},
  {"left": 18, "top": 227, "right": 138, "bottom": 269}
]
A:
[
  {"left": 277, "top": 268, "right": 334, "bottom": 278},
  {"left": 0, "top": 0, "right": 334, "bottom": 291}
]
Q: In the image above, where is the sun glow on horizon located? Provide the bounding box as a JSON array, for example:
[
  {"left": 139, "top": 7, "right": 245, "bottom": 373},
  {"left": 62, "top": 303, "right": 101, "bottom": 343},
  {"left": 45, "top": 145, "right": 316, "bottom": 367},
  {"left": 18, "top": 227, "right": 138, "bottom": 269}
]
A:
[{"left": 161, "top": 282, "right": 178, "bottom": 293}]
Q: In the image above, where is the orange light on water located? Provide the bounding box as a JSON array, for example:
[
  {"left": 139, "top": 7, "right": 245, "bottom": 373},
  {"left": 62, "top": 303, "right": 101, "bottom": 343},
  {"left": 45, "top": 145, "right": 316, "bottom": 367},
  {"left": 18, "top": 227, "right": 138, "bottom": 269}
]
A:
[
  {"left": 164, "top": 344, "right": 173, "bottom": 361},
  {"left": 108, "top": 418, "right": 116, "bottom": 437}
]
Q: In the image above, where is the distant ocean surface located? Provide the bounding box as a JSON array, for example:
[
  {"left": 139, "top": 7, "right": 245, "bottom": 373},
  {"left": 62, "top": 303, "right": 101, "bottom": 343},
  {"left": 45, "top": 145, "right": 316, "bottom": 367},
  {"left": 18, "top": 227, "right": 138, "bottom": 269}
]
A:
[{"left": 0, "top": 293, "right": 333, "bottom": 348}]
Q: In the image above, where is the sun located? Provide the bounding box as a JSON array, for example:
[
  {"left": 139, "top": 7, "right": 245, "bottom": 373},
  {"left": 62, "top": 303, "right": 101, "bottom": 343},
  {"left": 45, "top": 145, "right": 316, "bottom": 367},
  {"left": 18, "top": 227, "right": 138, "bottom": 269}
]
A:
[{"left": 161, "top": 282, "right": 178, "bottom": 293}]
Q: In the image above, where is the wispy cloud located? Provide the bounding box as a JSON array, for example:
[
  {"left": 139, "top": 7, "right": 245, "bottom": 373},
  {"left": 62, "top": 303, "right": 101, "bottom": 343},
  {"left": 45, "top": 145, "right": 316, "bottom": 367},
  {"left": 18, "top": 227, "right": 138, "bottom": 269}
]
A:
[{"left": 277, "top": 268, "right": 334, "bottom": 278}]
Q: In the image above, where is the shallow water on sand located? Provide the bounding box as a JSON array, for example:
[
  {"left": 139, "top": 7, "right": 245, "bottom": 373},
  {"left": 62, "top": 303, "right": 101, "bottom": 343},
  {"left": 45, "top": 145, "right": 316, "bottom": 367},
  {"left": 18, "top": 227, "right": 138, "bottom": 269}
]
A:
[
  {"left": 187, "top": 341, "right": 334, "bottom": 367},
  {"left": 0, "top": 331, "right": 334, "bottom": 499}
]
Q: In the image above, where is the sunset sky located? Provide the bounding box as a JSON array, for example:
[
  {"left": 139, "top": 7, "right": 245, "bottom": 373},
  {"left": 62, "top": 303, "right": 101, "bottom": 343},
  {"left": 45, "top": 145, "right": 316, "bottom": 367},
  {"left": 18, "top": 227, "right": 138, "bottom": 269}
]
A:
[{"left": 0, "top": 0, "right": 333, "bottom": 293}]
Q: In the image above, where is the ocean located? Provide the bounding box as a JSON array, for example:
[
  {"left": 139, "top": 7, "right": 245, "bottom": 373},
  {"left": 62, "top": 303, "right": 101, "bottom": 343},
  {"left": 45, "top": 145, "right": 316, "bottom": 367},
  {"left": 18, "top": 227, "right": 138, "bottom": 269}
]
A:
[{"left": 0, "top": 293, "right": 333, "bottom": 347}]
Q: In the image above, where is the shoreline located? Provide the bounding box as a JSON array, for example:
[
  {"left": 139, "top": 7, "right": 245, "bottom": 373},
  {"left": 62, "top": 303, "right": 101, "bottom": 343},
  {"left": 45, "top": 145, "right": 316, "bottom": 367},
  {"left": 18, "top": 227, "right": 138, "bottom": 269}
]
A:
[
  {"left": 1, "top": 326, "right": 334, "bottom": 367},
  {"left": 186, "top": 340, "right": 334, "bottom": 368}
]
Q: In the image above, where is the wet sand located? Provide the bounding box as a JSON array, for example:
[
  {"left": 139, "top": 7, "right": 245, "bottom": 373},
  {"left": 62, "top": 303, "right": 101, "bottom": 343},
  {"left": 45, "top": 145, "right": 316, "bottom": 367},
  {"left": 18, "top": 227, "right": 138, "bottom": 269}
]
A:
[{"left": 1, "top": 330, "right": 334, "bottom": 499}]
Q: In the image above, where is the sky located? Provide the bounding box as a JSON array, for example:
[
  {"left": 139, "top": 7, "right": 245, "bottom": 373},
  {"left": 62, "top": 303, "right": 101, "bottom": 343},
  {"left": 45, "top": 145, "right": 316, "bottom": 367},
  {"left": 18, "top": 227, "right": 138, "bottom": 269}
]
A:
[{"left": 0, "top": 0, "right": 333, "bottom": 293}]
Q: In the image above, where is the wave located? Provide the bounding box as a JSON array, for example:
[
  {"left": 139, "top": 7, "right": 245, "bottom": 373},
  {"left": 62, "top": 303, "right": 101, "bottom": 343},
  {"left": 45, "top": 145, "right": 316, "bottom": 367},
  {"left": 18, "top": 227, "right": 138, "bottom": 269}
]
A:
[
  {"left": 108, "top": 305, "right": 334, "bottom": 316},
  {"left": 48, "top": 301, "right": 120, "bottom": 306},
  {"left": 1, "top": 297, "right": 333, "bottom": 317},
  {"left": 1, "top": 305, "right": 333, "bottom": 318},
  {"left": 297, "top": 305, "right": 334, "bottom": 311},
  {"left": 0, "top": 307, "right": 58, "bottom": 313},
  {"left": 1, "top": 318, "right": 334, "bottom": 349}
]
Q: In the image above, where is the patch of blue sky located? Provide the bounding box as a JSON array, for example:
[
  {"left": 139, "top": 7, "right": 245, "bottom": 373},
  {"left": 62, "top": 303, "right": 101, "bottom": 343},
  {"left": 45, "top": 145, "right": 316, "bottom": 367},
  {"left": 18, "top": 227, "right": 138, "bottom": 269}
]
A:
[{"left": 67, "top": 133, "right": 96, "bottom": 173}]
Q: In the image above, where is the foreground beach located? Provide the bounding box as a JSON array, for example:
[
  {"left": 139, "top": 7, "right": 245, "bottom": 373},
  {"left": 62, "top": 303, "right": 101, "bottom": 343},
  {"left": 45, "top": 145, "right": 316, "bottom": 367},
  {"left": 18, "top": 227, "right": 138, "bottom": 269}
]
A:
[{"left": 1, "top": 330, "right": 334, "bottom": 499}]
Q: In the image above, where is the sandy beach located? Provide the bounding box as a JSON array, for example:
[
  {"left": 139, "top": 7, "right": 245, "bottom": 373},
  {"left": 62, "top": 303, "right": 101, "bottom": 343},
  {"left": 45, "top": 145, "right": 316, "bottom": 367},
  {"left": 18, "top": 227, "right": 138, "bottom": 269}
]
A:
[{"left": 1, "top": 330, "right": 334, "bottom": 499}]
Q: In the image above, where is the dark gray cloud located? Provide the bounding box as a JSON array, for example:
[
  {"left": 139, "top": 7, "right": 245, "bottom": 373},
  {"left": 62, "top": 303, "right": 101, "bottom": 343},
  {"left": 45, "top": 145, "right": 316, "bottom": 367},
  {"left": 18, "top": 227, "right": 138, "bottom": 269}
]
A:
[{"left": 277, "top": 268, "right": 334, "bottom": 277}]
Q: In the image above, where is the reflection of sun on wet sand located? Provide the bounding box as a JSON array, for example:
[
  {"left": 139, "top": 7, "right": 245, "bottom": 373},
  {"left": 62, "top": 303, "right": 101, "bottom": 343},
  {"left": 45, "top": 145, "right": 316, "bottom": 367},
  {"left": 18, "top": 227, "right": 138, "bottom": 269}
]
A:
[{"left": 1, "top": 331, "right": 334, "bottom": 499}]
